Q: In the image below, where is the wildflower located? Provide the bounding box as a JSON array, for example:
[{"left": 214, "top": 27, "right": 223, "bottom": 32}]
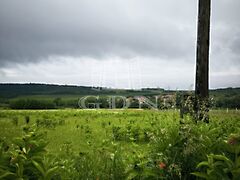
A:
[{"left": 159, "top": 162, "right": 166, "bottom": 169}]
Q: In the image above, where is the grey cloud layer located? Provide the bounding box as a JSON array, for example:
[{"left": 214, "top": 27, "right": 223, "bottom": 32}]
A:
[
  {"left": 0, "top": 0, "right": 197, "bottom": 65},
  {"left": 0, "top": 0, "right": 239, "bottom": 67}
]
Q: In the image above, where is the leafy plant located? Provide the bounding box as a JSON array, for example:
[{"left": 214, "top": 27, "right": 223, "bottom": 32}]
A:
[
  {"left": 126, "top": 149, "right": 155, "bottom": 180},
  {"left": 192, "top": 134, "right": 240, "bottom": 180},
  {"left": 0, "top": 126, "right": 59, "bottom": 179}
]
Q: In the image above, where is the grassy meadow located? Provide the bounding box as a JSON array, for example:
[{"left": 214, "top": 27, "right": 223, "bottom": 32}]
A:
[{"left": 0, "top": 109, "right": 240, "bottom": 179}]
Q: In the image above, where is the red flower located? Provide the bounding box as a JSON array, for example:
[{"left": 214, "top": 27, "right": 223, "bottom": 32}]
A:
[{"left": 159, "top": 162, "right": 166, "bottom": 169}]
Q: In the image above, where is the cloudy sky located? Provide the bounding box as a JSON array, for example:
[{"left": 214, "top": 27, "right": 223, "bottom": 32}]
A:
[{"left": 0, "top": 0, "right": 239, "bottom": 89}]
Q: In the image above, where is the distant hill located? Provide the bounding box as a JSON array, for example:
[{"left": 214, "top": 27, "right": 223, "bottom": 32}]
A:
[
  {"left": 209, "top": 87, "right": 240, "bottom": 109},
  {"left": 0, "top": 83, "right": 112, "bottom": 98},
  {"left": 0, "top": 83, "right": 239, "bottom": 109},
  {"left": 0, "top": 83, "right": 165, "bottom": 98}
]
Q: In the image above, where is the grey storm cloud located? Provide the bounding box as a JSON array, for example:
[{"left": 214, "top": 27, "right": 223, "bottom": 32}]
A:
[
  {"left": 0, "top": 0, "right": 197, "bottom": 66},
  {"left": 0, "top": 0, "right": 240, "bottom": 67}
]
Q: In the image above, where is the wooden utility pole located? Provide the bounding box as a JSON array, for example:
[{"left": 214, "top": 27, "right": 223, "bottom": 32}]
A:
[{"left": 195, "top": 0, "right": 211, "bottom": 121}]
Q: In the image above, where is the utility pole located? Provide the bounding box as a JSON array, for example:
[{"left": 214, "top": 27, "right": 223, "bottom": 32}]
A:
[{"left": 195, "top": 0, "right": 211, "bottom": 121}]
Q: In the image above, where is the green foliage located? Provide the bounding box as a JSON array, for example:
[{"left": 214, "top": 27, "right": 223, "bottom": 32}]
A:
[
  {"left": 126, "top": 150, "right": 156, "bottom": 180},
  {"left": 10, "top": 99, "right": 55, "bottom": 109},
  {"left": 0, "top": 126, "right": 59, "bottom": 179},
  {"left": 36, "top": 118, "right": 65, "bottom": 129},
  {"left": 69, "top": 147, "right": 126, "bottom": 180},
  {"left": 11, "top": 116, "right": 19, "bottom": 126},
  {"left": 192, "top": 134, "right": 240, "bottom": 180},
  {"left": 0, "top": 109, "right": 239, "bottom": 179},
  {"left": 211, "top": 88, "right": 240, "bottom": 109}
]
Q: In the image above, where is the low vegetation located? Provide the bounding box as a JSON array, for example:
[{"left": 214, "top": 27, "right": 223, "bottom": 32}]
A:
[{"left": 0, "top": 109, "right": 239, "bottom": 179}]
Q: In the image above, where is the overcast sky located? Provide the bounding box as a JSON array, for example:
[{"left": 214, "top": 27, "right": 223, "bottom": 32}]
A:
[{"left": 0, "top": 0, "right": 239, "bottom": 89}]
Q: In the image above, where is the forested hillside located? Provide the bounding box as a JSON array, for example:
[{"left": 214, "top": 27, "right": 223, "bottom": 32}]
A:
[{"left": 0, "top": 83, "right": 239, "bottom": 109}]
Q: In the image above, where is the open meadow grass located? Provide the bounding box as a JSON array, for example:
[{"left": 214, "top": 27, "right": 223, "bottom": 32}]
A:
[{"left": 0, "top": 109, "right": 240, "bottom": 179}]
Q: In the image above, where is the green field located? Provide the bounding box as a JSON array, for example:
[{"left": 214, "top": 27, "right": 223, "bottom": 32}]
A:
[{"left": 0, "top": 109, "right": 240, "bottom": 179}]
